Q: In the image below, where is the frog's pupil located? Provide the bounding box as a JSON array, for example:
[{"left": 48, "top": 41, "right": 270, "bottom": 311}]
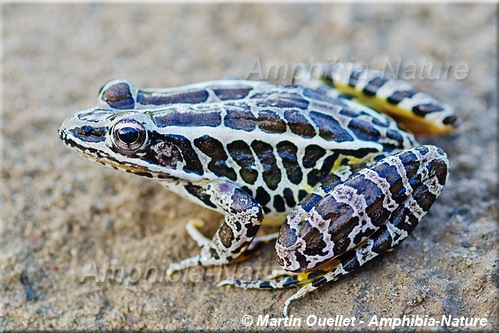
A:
[
  {"left": 112, "top": 119, "right": 147, "bottom": 151},
  {"left": 118, "top": 127, "right": 139, "bottom": 144}
]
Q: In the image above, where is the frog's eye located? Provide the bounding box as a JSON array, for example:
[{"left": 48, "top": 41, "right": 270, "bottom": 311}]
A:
[{"left": 111, "top": 119, "right": 147, "bottom": 151}]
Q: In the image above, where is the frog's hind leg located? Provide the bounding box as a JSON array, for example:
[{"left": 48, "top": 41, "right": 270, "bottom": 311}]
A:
[
  {"left": 219, "top": 225, "right": 408, "bottom": 317},
  {"left": 166, "top": 180, "right": 264, "bottom": 276},
  {"left": 219, "top": 145, "right": 449, "bottom": 316},
  {"left": 296, "top": 62, "right": 459, "bottom": 134}
]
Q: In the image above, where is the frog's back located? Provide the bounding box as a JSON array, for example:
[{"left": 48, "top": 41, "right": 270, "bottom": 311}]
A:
[
  {"left": 144, "top": 81, "right": 416, "bottom": 153},
  {"left": 136, "top": 82, "right": 416, "bottom": 212}
]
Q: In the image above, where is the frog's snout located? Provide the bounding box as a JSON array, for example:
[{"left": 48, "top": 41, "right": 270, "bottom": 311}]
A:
[
  {"left": 58, "top": 114, "right": 108, "bottom": 149},
  {"left": 58, "top": 116, "right": 71, "bottom": 141}
]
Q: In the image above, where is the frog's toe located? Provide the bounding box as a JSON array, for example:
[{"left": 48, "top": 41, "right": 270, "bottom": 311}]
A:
[
  {"left": 185, "top": 218, "right": 211, "bottom": 248},
  {"left": 216, "top": 278, "right": 239, "bottom": 288},
  {"left": 283, "top": 285, "right": 316, "bottom": 317},
  {"left": 265, "top": 269, "right": 294, "bottom": 280},
  {"left": 218, "top": 275, "right": 300, "bottom": 290},
  {"left": 218, "top": 273, "right": 321, "bottom": 316},
  {"left": 166, "top": 256, "right": 201, "bottom": 278}
]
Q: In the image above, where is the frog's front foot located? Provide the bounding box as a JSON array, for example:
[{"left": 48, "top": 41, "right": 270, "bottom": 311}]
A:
[
  {"left": 167, "top": 222, "right": 280, "bottom": 277},
  {"left": 166, "top": 180, "right": 264, "bottom": 277}
]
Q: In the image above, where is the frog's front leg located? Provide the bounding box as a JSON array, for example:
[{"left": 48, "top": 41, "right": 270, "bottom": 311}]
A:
[
  {"left": 220, "top": 145, "right": 449, "bottom": 316},
  {"left": 167, "top": 180, "right": 264, "bottom": 276}
]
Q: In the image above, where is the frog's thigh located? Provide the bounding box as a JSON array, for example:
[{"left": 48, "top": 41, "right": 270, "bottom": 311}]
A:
[
  {"left": 277, "top": 144, "right": 449, "bottom": 272},
  {"left": 167, "top": 180, "right": 263, "bottom": 275}
]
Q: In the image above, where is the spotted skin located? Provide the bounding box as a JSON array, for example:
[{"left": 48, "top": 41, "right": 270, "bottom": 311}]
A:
[
  {"left": 58, "top": 63, "right": 458, "bottom": 316},
  {"left": 219, "top": 145, "right": 449, "bottom": 316}
]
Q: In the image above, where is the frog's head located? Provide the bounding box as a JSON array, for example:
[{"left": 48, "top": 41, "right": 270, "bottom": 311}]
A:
[{"left": 58, "top": 81, "right": 204, "bottom": 182}]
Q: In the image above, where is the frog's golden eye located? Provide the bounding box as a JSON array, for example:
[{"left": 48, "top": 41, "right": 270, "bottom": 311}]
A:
[{"left": 111, "top": 119, "right": 147, "bottom": 151}]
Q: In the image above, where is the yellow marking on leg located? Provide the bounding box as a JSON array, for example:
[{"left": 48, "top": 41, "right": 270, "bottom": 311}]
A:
[{"left": 332, "top": 82, "right": 456, "bottom": 135}]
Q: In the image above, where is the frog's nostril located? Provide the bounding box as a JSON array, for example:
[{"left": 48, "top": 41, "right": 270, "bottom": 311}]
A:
[{"left": 76, "top": 125, "right": 94, "bottom": 136}]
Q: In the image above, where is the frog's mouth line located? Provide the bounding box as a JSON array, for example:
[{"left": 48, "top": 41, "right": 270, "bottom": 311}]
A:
[{"left": 60, "top": 130, "right": 177, "bottom": 180}]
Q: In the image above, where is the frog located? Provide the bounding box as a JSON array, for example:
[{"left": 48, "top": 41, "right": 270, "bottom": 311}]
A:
[{"left": 58, "top": 62, "right": 458, "bottom": 315}]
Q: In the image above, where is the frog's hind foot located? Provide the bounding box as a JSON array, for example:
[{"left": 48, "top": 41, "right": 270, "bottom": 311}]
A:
[
  {"left": 217, "top": 274, "right": 300, "bottom": 317},
  {"left": 218, "top": 267, "right": 335, "bottom": 316},
  {"left": 216, "top": 268, "right": 296, "bottom": 291}
]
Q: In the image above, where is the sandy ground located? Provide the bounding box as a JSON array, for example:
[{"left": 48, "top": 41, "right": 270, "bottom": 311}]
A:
[{"left": 1, "top": 3, "right": 497, "bottom": 331}]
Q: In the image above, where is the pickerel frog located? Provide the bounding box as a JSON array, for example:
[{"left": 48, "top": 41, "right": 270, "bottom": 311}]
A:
[{"left": 59, "top": 63, "right": 458, "bottom": 315}]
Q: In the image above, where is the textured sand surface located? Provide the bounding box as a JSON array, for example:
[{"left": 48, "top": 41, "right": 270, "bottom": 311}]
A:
[{"left": 1, "top": 3, "right": 497, "bottom": 331}]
